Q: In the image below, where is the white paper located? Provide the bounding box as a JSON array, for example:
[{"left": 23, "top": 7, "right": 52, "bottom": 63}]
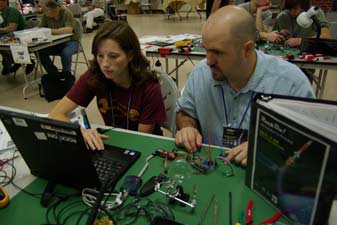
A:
[{"left": 10, "top": 44, "right": 32, "bottom": 64}]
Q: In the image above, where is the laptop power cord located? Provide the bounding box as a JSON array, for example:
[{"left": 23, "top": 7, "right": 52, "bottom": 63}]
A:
[{"left": 82, "top": 188, "right": 128, "bottom": 210}]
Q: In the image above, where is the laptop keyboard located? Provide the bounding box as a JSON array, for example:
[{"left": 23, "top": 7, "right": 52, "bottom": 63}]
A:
[{"left": 93, "top": 158, "right": 128, "bottom": 185}]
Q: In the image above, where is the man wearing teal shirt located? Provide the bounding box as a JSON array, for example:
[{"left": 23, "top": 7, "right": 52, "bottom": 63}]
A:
[
  {"left": 0, "top": 0, "right": 26, "bottom": 75},
  {"left": 175, "top": 6, "right": 314, "bottom": 166}
]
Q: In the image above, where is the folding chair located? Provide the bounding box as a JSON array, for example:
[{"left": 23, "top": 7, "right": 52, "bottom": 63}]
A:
[{"left": 158, "top": 71, "right": 180, "bottom": 136}]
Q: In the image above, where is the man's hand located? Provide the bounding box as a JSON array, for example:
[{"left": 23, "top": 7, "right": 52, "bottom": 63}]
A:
[
  {"left": 262, "top": 31, "right": 285, "bottom": 43},
  {"left": 175, "top": 127, "right": 202, "bottom": 153},
  {"left": 81, "top": 128, "right": 109, "bottom": 150},
  {"left": 225, "top": 141, "right": 248, "bottom": 166},
  {"left": 285, "top": 38, "right": 302, "bottom": 47}
]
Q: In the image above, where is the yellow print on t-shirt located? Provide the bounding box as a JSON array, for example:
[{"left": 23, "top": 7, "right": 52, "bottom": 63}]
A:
[
  {"left": 98, "top": 97, "right": 139, "bottom": 121},
  {"left": 98, "top": 98, "right": 109, "bottom": 114},
  {"left": 128, "top": 109, "right": 139, "bottom": 122}
]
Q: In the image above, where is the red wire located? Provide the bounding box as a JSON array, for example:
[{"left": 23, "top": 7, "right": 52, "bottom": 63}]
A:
[{"left": 207, "top": 129, "right": 213, "bottom": 162}]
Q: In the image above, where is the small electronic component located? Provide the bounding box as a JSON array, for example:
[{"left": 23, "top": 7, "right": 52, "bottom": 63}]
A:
[
  {"left": 139, "top": 175, "right": 167, "bottom": 197},
  {"left": 0, "top": 185, "right": 9, "bottom": 208},
  {"left": 120, "top": 175, "right": 142, "bottom": 196},
  {"left": 154, "top": 149, "right": 177, "bottom": 160},
  {"left": 191, "top": 159, "right": 216, "bottom": 174}
]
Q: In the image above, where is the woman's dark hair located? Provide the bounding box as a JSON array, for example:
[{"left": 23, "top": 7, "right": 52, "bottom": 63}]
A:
[
  {"left": 88, "top": 21, "right": 158, "bottom": 92},
  {"left": 284, "top": 0, "right": 311, "bottom": 11}
]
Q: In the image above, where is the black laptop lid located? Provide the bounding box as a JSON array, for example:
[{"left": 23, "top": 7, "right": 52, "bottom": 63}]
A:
[{"left": 0, "top": 108, "right": 101, "bottom": 189}]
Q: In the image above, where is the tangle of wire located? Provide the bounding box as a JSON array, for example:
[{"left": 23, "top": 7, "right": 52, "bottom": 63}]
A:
[
  {"left": 45, "top": 193, "right": 88, "bottom": 225},
  {"left": 0, "top": 150, "right": 18, "bottom": 187},
  {"left": 216, "top": 155, "right": 235, "bottom": 177},
  {"left": 114, "top": 198, "right": 175, "bottom": 225},
  {"left": 82, "top": 187, "right": 127, "bottom": 210},
  {"left": 43, "top": 187, "right": 122, "bottom": 225}
]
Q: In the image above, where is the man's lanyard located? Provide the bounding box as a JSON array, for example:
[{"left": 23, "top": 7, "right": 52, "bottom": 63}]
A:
[
  {"left": 109, "top": 90, "right": 133, "bottom": 130},
  {"left": 220, "top": 87, "right": 254, "bottom": 129}
]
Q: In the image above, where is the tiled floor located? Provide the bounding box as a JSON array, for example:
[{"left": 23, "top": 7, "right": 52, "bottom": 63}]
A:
[{"left": 0, "top": 13, "right": 336, "bottom": 126}]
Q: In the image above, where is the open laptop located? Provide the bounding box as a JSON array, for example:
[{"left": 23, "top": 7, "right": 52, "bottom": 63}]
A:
[{"left": 0, "top": 106, "right": 141, "bottom": 191}]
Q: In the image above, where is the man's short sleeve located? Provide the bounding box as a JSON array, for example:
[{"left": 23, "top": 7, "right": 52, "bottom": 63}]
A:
[{"left": 176, "top": 68, "right": 198, "bottom": 120}]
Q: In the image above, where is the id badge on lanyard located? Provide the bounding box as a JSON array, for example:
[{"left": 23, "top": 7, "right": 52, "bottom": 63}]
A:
[
  {"left": 220, "top": 88, "right": 253, "bottom": 148},
  {"left": 222, "top": 127, "right": 248, "bottom": 148}
]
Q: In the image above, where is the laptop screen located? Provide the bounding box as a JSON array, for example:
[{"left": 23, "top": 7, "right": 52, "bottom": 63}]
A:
[{"left": 0, "top": 107, "right": 140, "bottom": 189}]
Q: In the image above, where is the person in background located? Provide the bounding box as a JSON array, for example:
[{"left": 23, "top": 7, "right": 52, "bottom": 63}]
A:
[
  {"left": 0, "top": 0, "right": 34, "bottom": 75},
  {"left": 79, "top": 0, "right": 104, "bottom": 33},
  {"left": 239, "top": 0, "right": 284, "bottom": 43},
  {"left": 38, "top": 0, "right": 80, "bottom": 74},
  {"left": 273, "top": 0, "right": 331, "bottom": 47},
  {"left": 49, "top": 21, "right": 166, "bottom": 150},
  {"left": 211, "top": 0, "right": 284, "bottom": 43},
  {"left": 207, "top": 0, "right": 228, "bottom": 18},
  {"left": 175, "top": 6, "right": 314, "bottom": 166}
]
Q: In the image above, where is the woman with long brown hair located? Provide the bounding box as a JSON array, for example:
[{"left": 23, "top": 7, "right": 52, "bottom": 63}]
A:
[{"left": 49, "top": 21, "right": 166, "bottom": 150}]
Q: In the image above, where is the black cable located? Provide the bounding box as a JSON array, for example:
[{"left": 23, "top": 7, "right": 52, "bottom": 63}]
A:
[
  {"left": 0, "top": 164, "right": 16, "bottom": 187},
  {"left": 45, "top": 194, "right": 82, "bottom": 225},
  {"left": 0, "top": 150, "right": 18, "bottom": 187},
  {"left": 62, "top": 209, "right": 89, "bottom": 225},
  {"left": 85, "top": 166, "right": 118, "bottom": 225},
  {"left": 75, "top": 208, "right": 91, "bottom": 225},
  {"left": 11, "top": 181, "right": 42, "bottom": 198},
  {"left": 58, "top": 200, "right": 83, "bottom": 223},
  {"left": 46, "top": 197, "right": 64, "bottom": 225}
]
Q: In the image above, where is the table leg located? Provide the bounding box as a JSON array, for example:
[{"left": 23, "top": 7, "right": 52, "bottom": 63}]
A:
[
  {"left": 22, "top": 65, "right": 29, "bottom": 99},
  {"left": 186, "top": 5, "right": 193, "bottom": 19},
  {"left": 175, "top": 58, "right": 179, "bottom": 87},
  {"left": 315, "top": 69, "right": 323, "bottom": 97},
  {"left": 196, "top": 7, "right": 202, "bottom": 20},
  {"left": 22, "top": 53, "right": 44, "bottom": 99},
  {"left": 165, "top": 57, "right": 169, "bottom": 74},
  {"left": 318, "top": 70, "right": 328, "bottom": 99}
]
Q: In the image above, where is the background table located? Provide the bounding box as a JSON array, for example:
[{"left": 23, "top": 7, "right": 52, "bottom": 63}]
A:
[
  {"left": 145, "top": 43, "right": 337, "bottom": 98},
  {"left": 0, "top": 33, "right": 73, "bottom": 99},
  {"left": 162, "top": 0, "right": 205, "bottom": 20}
]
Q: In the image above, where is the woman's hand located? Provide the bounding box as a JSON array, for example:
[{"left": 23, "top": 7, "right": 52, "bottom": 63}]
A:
[{"left": 81, "top": 127, "right": 109, "bottom": 150}]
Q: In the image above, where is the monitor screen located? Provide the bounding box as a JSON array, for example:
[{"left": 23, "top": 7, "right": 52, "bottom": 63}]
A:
[{"left": 300, "top": 38, "right": 337, "bottom": 56}]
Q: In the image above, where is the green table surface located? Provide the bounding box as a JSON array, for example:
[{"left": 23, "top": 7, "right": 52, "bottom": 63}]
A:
[{"left": 0, "top": 129, "right": 291, "bottom": 225}]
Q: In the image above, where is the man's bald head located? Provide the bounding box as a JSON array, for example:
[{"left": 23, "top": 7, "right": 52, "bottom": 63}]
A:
[{"left": 203, "top": 6, "right": 257, "bottom": 46}]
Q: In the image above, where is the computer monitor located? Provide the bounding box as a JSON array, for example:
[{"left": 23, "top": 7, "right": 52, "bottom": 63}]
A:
[{"left": 300, "top": 38, "right": 337, "bottom": 56}]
